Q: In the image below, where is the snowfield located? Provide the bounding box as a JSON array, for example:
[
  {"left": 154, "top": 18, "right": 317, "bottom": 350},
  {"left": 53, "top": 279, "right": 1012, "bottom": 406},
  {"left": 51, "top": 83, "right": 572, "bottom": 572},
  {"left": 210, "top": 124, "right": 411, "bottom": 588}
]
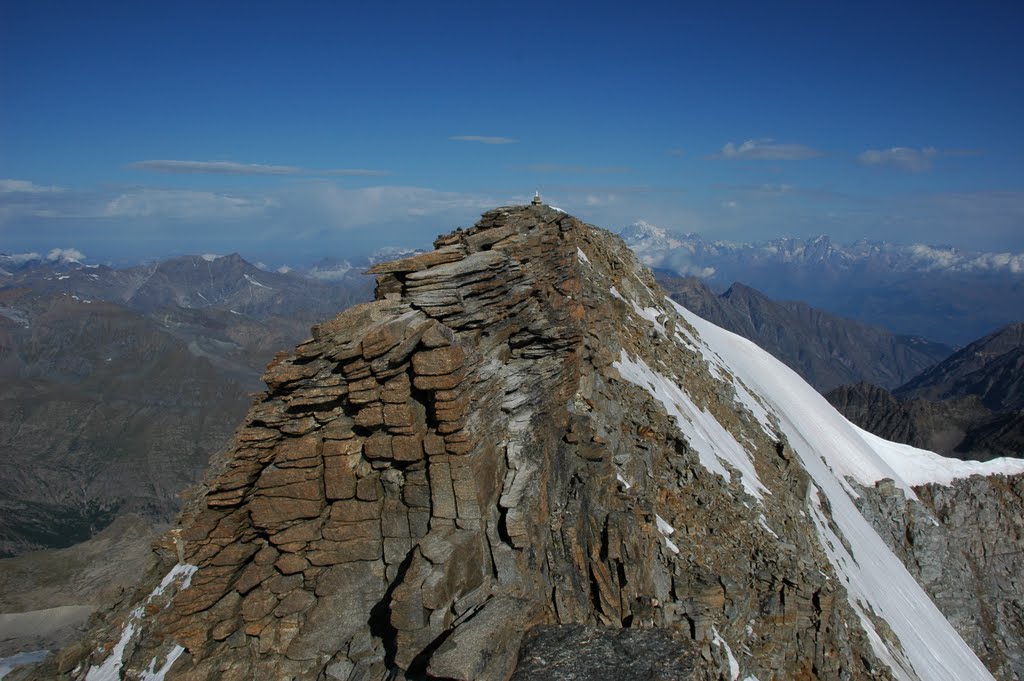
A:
[
  {"left": 615, "top": 287, "right": 1024, "bottom": 681},
  {"left": 665, "top": 298, "right": 1024, "bottom": 681}
]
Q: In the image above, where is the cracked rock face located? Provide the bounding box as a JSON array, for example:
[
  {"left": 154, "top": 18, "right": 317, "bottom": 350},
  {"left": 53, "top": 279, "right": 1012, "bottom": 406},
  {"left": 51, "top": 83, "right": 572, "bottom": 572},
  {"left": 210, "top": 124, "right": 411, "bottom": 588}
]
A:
[
  {"left": 857, "top": 476, "right": 1024, "bottom": 680},
  {"left": 38, "top": 205, "right": 1024, "bottom": 681}
]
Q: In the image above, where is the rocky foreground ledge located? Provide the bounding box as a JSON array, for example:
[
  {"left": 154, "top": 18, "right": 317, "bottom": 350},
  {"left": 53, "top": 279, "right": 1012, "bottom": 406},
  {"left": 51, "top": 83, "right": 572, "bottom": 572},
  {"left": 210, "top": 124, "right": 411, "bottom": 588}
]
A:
[{"left": 32, "top": 205, "right": 1024, "bottom": 681}]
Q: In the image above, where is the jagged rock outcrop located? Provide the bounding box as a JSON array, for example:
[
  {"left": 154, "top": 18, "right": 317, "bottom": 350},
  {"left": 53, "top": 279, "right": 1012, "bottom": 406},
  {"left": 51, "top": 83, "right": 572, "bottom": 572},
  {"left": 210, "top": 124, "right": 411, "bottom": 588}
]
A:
[
  {"left": 35, "top": 205, "right": 1024, "bottom": 681},
  {"left": 856, "top": 476, "right": 1024, "bottom": 680},
  {"left": 825, "top": 383, "right": 921, "bottom": 445}
]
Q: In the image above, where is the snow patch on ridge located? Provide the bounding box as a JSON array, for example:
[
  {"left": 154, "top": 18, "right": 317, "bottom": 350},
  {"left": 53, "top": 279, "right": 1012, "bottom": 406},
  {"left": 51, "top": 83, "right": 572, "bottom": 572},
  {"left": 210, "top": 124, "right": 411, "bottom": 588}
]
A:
[
  {"left": 85, "top": 564, "right": 196, "bottom": 681},
  {"left": 656, "top": 513, "right": 680, "bottom": 554},
  {"left": 711, "top": 626, "right": 741, "bottom": 680},
  {"left": 855, "top": 426, "right": 1024, "bottom": 486},
  {"left": 243, "top": 273, "right": 271, "bottom": 289},
  {"left": 140, "top": 645, "right": 185, "bottom": 681},
  {"left": 613, "top": 351, "right": 768, "bottom": 501}
]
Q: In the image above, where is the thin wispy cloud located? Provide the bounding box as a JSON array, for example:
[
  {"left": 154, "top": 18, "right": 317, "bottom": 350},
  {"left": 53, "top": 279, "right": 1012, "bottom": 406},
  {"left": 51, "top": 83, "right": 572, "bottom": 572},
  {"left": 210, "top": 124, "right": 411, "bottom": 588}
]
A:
[
  {"left": 523, "top": 164, "right": 630, "bottom": 174},
  {"left": 449, "top": 135, "right": 517, "bottom": 144},
  {"left": 710, "top": 139, "right": 824, "bottom": 161},
  {"left": 857, "top": 147, "right": 939, "bottom": 172},
  {"left": 127, "top": 160, "right": 389, "bottom": 177},
  {"left": 0, "top": 179, "right": 64, "bottom": 194},
  {"left": 103, "top": 188, "right": 274, "bottom": 219},
  {"left": 321, "top": 168, "right": 391, "bottom": 176}
]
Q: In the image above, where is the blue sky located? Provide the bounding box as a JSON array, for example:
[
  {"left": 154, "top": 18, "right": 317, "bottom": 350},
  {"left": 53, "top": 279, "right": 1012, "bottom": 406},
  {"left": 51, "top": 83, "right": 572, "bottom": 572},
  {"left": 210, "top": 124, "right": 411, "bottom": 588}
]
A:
[{"left": 2, "top": 0, "right": 1023, "bottom": 265}]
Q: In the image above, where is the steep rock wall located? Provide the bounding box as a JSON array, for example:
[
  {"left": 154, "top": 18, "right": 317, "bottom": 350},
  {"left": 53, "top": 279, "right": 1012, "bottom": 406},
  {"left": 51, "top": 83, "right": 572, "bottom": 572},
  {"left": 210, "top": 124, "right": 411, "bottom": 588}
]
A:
[{"left": 857, "top": 476, "right": 1024, "bottom": 680}]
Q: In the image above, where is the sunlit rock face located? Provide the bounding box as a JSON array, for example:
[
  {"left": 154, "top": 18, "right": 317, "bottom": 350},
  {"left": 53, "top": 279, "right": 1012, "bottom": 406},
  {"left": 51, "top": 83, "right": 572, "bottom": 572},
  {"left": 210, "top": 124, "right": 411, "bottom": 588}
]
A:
[{"left": 40, "top": 205, "right": 1024, "bottom": 681}]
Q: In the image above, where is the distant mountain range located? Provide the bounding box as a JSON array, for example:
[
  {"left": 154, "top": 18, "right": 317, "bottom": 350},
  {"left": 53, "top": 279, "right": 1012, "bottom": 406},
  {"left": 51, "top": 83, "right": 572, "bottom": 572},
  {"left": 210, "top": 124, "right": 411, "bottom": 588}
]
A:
[
  {"left": 0, "top": 290, "right": 249, "bottom": 556},
  {"left": 657, "top": 273, "right": 951, "bottom": 392},
  {"left": 1, "top": 251, "right": 374, "bottom": 388},
  {"left": 622, "top": 221, "right": 1024, "bottom": 345},
  {"left": 0, "top": 252, "right": 373, "bottom": 556},
  {"left": 827, "top": 322, "right": 1024, "bottom": 461}
]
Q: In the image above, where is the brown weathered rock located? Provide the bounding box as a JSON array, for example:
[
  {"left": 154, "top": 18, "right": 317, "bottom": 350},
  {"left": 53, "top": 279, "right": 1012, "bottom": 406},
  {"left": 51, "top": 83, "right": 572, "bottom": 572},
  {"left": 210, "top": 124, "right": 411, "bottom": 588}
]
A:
[{"left": 412, "top": 346, "right": 466, "bottom": 376}]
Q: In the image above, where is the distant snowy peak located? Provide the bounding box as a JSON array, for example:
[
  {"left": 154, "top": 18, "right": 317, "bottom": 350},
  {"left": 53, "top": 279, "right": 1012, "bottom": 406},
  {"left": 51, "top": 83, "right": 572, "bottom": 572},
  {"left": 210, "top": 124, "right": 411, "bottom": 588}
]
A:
[
  {"left": 619, "top": 220, "right": 692, "bottom": 253},
  {"left": 618, "top": 221, "right": 718, "bottom": 276},
  {"left": 619, "top": 220, "right": 673, "bottom": 242},
  {"left": 369, "top": 246, "right": 423, "bottom": 265},
  {"left": 305, "top": 261, "right": 354, "bottom": 282},
  {"left": 620, "top": 225, "right": 1024, "bottom": 275}
]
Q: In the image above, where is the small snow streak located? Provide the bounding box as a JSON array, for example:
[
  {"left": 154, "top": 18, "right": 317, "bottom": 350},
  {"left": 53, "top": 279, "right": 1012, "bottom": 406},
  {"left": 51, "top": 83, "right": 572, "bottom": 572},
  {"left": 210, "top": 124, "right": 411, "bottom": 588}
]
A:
[
  {"left": 711, "top": 626, "right": 741, "bottom": 680},
  {"left": 243, "top": 273, "right": 272, "bottom": 289},
  {"left": 140, "top": 645, "right": 185, "bottom": 681},
  {"left": 85, "top": 564, "right": 197, "bottom": 681}
]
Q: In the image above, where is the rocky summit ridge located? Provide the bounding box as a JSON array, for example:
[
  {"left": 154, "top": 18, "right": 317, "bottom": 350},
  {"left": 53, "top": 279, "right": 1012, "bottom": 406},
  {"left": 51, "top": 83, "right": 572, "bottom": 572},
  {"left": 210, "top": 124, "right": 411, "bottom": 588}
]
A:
[{"left": 36, "top": 205, "right": 1024, "bottom": 680}]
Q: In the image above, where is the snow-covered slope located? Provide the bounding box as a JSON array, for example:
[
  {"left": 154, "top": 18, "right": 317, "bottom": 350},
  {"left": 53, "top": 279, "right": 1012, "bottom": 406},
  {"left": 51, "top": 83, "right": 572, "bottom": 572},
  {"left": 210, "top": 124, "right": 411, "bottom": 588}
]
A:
[{"left": 662, "top": 299, "right": 1024, "bottom": 681}]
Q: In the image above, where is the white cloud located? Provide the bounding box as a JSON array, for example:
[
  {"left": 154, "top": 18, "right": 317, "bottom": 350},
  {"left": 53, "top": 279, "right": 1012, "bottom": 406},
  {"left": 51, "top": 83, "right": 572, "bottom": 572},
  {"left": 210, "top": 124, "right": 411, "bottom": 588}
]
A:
[
  {"left": 2, "top": 252, "right": 41, "bottom": 265},
  {"left": 449, "top": 135, "right": 517, "bottom": 144},
  {"left": 277, "top": 265, "right": 292, "bottom": 274},
  {"left": 582, "top": 193, "right": 620, "bottom": 206},
  {"left": 306, "top": 262, "right": 354, "bottom": 281},
  {"left": 722, "top": 200, "right": 739, "bottom": 209},
  {"left": 673, "top": 262, "right": 717, "bottom": 278},
  {"left": 759, "top": 183, "right": 793, "bottom": 195},
  {"left": 127, "top": 160, "right": 388, "bottom": 176},
  {"left": 0, "top": 179, "right": 63, "bottom": 193},
  {"left": 287, "top": 184, "right": 497, "bottom": 231},
  {"left": 711, "top": 139, "right": 823, "bottom": 161},
  {"left": 103, "top": 189, "right": 273, "bottom": 220},
  {"left": 857, "top": 147, "right": 938, "bottom": 172},
  {"left": 47, "top": 247, "right": 85, "bottom": 263},
  {"left": 525, "top": 164, "right": 629, "bottom": 174}
]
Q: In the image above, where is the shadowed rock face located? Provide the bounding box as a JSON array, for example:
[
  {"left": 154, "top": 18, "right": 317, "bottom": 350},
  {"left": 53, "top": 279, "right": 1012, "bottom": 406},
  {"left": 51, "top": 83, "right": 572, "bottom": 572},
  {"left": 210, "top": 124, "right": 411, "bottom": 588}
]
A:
[
  {"left": 656, "top": 274, "right": 952, "bottom": 393},
  {"left": 36, "top": 206, "right": 1019, "bottom": 680},
  {"left": 896, "top": 322, "right": 1024, "bottom": 411},
  {"left": 856, "top": 475, "right": 1024, "bottom": 681}
]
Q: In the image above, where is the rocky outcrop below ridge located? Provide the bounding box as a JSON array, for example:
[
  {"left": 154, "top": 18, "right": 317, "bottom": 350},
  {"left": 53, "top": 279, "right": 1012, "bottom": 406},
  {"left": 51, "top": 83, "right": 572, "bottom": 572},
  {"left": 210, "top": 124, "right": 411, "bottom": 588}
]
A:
[
  {"left": 857, "top": 475, "right": 1024, "bottom": 680},
  {"left": 37, "top": 205, "right": 1024, "bottom": 680}
]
